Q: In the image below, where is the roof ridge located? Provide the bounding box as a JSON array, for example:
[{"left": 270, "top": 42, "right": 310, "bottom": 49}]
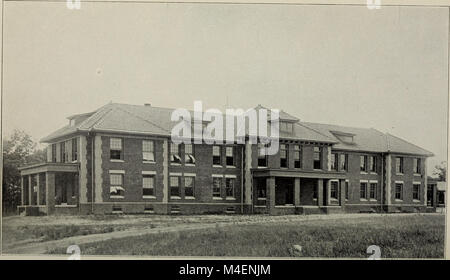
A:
[{"left": 78, "top": 103, "right": 115, "bottom": 130}]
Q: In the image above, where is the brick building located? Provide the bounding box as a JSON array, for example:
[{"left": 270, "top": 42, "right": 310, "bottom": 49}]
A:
[{"left": 18, "top": 102, "right": 435, "bottom": 215}]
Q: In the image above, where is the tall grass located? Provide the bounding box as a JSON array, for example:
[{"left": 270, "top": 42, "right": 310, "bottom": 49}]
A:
[{"left": 48, "top": 214, "right": 444, "bottom": 258}]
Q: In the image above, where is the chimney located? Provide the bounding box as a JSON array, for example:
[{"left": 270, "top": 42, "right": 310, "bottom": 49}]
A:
[{"left": 144, "top": 103, "right": 151, "bottom": 107}]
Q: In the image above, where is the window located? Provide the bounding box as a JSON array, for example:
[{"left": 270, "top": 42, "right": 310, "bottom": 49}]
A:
[
  {"left": 170, "top": 176, "right": 181, "bottom": 197},
  {"left": 280, "top": 144, "right": 288, "bottom": 168},
  {"left": 369, "top": 182, "right": 377, "bottom": 200},
  {"left": 369, "top": 156, "right": 377, "bottom": 172},
  {"left": 330, "top": 153, "right": 338, "bottom": 171},
  {"left": 61, "top": 142, "right": 66, "bottom": 163},
  {"left": 413, "top": 183, "right": 420, "bottom": 200},
  {"left": 143, "top": 140, "right": 155, "bottom": 162},
  {"left": 213, "top": 145, "right": 221, "bottom": 165},
  {"left": 226, "top": 178, "right": 235, "bottom": 198},
  {"left": 340, "top": 154, "right": 348, "bottom": 171},
  {"left": 294, "top": 145, "right": 301, "bottom": 168},
  {"left": 72, "top": 138, "right": 78, "bottom": 162},
  {"left": 258, "top": 143, "right": 267, "bottom": 167},
  {"left": 313, "top": 147, "right": 322, "bottom": 169},
  {"left": 360, "top": 155, "right": 367, "bottom": 172},
  {"left": 185, "top": 144, "right": 196, "bottom": 165},
  {"left": 395, "top": 183, "right": 403, "bottom": 200},
  {"left": 345, "top": 181, "right": 349, "bottom": 200},
  {"left": 184, "top": 176, "right": 195, "bottom": 198},
  {"left": 330, "top": 181, "right": 338, "bottom": 199},
  {"left": 110, "top": 174, "right": 124, "bottom": 197},
  {"left": 110, "top": 138, "right": 123, "bottom": 160},
  {"left": 360, "top": 182, "right": 367, "bottom": 199},
  {"left": 170, "top": 143, "right": 181, "bottom": 164},
  {"left": 212, "top": 177, "right": 222, "bottom": 198},
  {"left": 142, "top": 175, "right": 155, "bottom": 197},
  {"left": 226, "top": 146, "right": 234, "bottom": 166},
  {"left": 396, "top": 157, "right": 404, "bottom": 174},
  {"left": 257, "top": 185, "right": 267, "bottom": 199},
  {"left": 413, "top": 158, "right": 421, "bottom": 174},
  {"left": 52, "top": 144, "right": 57, "bottom": 162}
]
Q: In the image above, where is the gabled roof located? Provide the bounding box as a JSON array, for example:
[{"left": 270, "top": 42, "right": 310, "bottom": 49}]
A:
[{"left": 40, "top": 103, "right": 434, "bottom": 157}]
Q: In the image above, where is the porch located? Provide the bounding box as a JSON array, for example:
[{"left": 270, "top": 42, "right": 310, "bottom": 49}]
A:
[
  {"left": 252, "top": 169, "right": 346, "bottom": 215},
  {"left": 18, "top": 163, "right": 79, "bottom": 215}
]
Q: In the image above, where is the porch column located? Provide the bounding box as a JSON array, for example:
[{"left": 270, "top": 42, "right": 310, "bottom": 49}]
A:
[
  {"left": 36, "top": 173, "right": 40, "bottom": 206},
  {"left": 266, "top": 177, "right": 276, "bottom": 212},
  {"left": 20, "top": 176, "right": 24, "bottom": 206},
  {"left": 433, "top": 184, "right": 438, "bottom": 207},
  {"left": 339, "top": 179, "right": 346, "bottom": 207},
  {"left": 46, "top": 172, "right": 56, "bottom": 215},
  {"left": 28, "top": 175, "right": 33, "bottom": 205},
  {"left": 326, "top": 180, "right": 331, "bottom": 206},
  {"left": 294, "top": 178, "right": 301, "bottom": 206},
  {"left": 317, "top": 179, "right": 324, "bottom": 206}
]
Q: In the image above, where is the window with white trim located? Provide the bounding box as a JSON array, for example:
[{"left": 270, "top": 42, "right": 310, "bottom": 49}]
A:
[
  {"left": 313, "top": 147, "right": 322, "bottom": 169},
  {"left": 280, "top": 144, "right": 288, "bottom": 168},
  {"left": 212, "top": 177, "right": 222, "bottom": 198},
  {"left": 340, "top": 154, "right": 348, "bottom": 171},
  {"left": 170, "top": 176, "right": 181, "bottom": 197},
  {"left": 360, "top": 155, "right": 367, "bottom": 172},
  {"left": 360, "top": 182, "right": 367, "bottom": 199},
  {"left": 170, "top": 143, "right": 181, "bottom": 164},
  {"left": 110, "top": 173, "right": 124, "bottom": 197},
  {"left": 396, "top": 157, "right": 404, "bottom": 174},
  {"left": 258, "top": 143, "right": 267, "bottom": 167},
  {"left": 110, "top": 138, "right": 123, "bottom": 160},
  {"left": 226, "top": 146, "right": 234, "bottom": 166},
  {"left": 185, "top": 144, "right": 196, "bottom": 165},
  {"left": 369, "top": 182, "right": 377, "bottom": 200},
  {"left": 330, "top": 153, "right": 338, "bottom": 171},
  {"left": 61, "top": 142, "right": 66, "bottom": 163},
  {"left": 369, "top": 156, "right": 377, "bottom": 172},
  {"left": 213, "top": 145, "right": 221, "bottom": 165},
  {"left": 142, "top": 175, "right": 155, "bottom": 197},
  {"left": 413, "top": 183, "right": 420, "bottom": 200},
  {"left": 72, "top": 138, "right": 78, "bottom": 162},
  {"left": 226, "top": 178, "right": 235, "bottom": 198},
  {"left": 143, "top": 140, "right": 155, "bottom": 162},
  {"left": 294, "top": 145, "right": 301, "bottom": 168},
  {"left": 330, "top": 181, "right": 338, "bottom": 199},
  {"left": 184, "top": 176, "right": 195, "bottom": 198},
  {"left": 395, "top": 183, "right": 403, "bottom": 200},
  {"left": 413, "top": 158, "right": 421, "bottom": 174}
]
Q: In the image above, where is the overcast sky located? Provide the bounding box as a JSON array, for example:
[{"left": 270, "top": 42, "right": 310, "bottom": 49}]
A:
[{"left": 2, "top": 2, "right": 448, "bottom": 174}]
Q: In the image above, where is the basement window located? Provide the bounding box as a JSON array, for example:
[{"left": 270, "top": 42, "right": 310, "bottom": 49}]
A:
[
  {"left": 144, "top": 206, "right": 154, "bottom": 214},
  {"left": 112, "top": 206, "right": 123, "bottom": 214}
]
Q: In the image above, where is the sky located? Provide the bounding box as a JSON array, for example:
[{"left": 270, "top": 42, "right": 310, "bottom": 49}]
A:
[{"left": 2, "top": 2, "right": 448, "bottom": 175}]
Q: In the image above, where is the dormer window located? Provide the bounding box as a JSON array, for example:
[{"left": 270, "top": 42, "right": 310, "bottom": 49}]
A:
[
  {"left": 330, "top": 131, "right": 355, "bottom": 144},
  {"left": 280, "top": 122, "right": 294, "bottom": 133}
]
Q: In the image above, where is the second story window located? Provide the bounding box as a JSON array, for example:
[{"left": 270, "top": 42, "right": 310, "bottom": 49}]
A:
[
  {"left": 360, "top": 155, "right": 367, "bottom": 172},
  {"left": 61, "top": 142, "right": 66, "bottom": 163},
  {"left": 330, "top": 153, "right": 338, "bottom": 171},
  {"left": 340, "top": 154, "right": 348, "bottom": 171},
  {"left": 52, "top": 144, "right": 57, "bottom": 162},
  {"left": 258, "top": 143, "right": 267, "bottom": 167},
  {"left": 294, "top": 145, "right": 301, "bottom": 168},
  {"left": 185, "top": 144, "right": 196, "bottom": 165},
  {"left": 369, "top": 156, "right": 377, "bottom": 172},
  {"left": 110, "top": 138, "right": 123, "bottom": 160},
  {"left": 396, "top": 157, "right": 404, "bottom": 174},
  {"left": 226, "top": 146, "right": 234, "bottom": 166},
  {"left": 170, "top": 143, "right": 181, "bottom": 164},
  {"left": 143, "top": 140, "right": 155, "bottom": 162},
  {"left": 413, "top": 158, "right": 421, "bottom": 174},
  {"left": 280, "top": 144, "right": 288, "bottom": 168},
  {"left": 72, "top": 138, "right": 78, "bottom": 162},
  {"left": 213, "top": 145, "right": 221, "bottom": 166},
  {"left": 313, "top": 147, "right": 322, "bottom": 169}
]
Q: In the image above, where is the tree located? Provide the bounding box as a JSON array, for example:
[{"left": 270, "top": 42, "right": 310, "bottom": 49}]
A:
[
  {"left": 433, "top": 161, "right": 447, "bottom": 182},
  {"left": 2, "top": 130, "right": 44, "bottom": 213}
]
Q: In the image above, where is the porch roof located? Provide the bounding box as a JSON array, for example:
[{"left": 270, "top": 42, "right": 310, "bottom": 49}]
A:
[
  {"left": 18, "top": 162, "right": 79, "bottom": 176},
  {"left": 252, "top": 168, "right": 347, "bottom": 179}
]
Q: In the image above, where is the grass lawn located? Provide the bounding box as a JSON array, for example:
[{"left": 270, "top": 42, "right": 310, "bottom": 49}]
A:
[{"left": 47, "top": 214, "right": 445, "bottom": 258}]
